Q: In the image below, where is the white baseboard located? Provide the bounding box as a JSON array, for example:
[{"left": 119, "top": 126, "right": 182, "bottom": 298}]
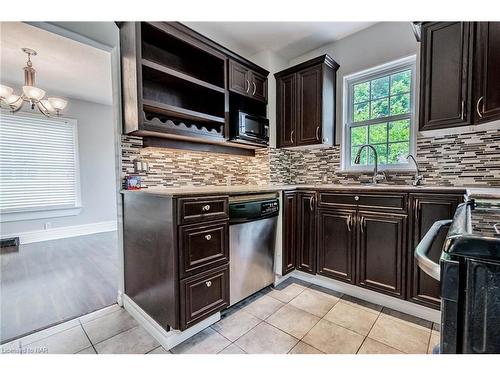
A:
[
  {"left": 123, "top": 294, "right": 220, "bottom": 351},
  {"left": 1, "top": 220, "right": 117, "bottom": 244},
  {"left": 290, "top": 270, "right": 441, "bottom": 323}
]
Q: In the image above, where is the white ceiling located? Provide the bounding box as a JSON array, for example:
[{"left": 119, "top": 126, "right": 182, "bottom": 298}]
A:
[
  {"left": 185, "top": 22, "right": 377, "bottom": 60},
  {"left": 0, "top": 22, "right": 112, "bottom": 105}
]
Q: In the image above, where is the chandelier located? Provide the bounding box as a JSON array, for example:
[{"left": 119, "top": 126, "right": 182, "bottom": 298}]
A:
[{"left": 0, "top": 48, "right": 68, "bottom": 117}]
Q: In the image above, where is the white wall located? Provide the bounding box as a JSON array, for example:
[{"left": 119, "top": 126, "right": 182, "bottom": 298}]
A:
[
  {"left": 288, "top": 22, "right": 418, "bottom": 144},
  {"left": 1, "top": 98, "right": 117, "bottom": 237}
]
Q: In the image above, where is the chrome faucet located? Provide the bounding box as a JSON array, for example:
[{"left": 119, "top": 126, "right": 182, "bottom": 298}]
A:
[
  {"left": 405, "top": 154, "right": 423, "bottom": 186},
  {"left": 354, "top": 144, "right": 386, "bottom": 184}
]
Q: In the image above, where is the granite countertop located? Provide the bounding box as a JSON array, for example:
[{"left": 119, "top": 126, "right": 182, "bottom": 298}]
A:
[{"left": 121, "top": 184, "right": 500, "bottom": 198}]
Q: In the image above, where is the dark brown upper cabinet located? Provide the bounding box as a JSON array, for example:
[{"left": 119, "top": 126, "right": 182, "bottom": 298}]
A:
[
  {"left": 296, "top": 192, "right": 317, "bottom": 274},
  {"left": 474, "top": 22, "right": 500, "bottom": 124},
  {"left": 419, "top": 22, "right": 500, "bottom": 131},
  {"left": 408, "top": 193, "right": 463, "bottom": 309},
  {"left": 228, "top": 59, "right": 268, "bottom": 103},
  {"left": 419, "top": 22, "right": 474, "bottom": 131},
  {"left": 317, "top": 208, "right": 356, "bottom": 283},
  {"left": 119, "top": 22, "right": 268, "bottom": 155},
  {"left": 282, "top": 191, "right": 297, "bottom": 275},
  {"left": 356, "top": 211, "right": 407, "bottom": 299},
  {"left": 275, "top": 55, "right": 339, "bottom": 148}
]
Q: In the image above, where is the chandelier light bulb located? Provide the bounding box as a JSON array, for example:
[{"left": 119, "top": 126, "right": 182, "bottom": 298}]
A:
[
  {"left": 22, "top": 85, "right": 46, "bottom": 101},
  {"left": 40, "top": 99, "right": 55, "bottom": 112},
  {"left": 48, "top": 97, "right": 68, "bottom": 111},
  {"left": 0, "top": 84, "right": 14, "bottom": 99},
  {"left": 6, "top": 94, "right": 22, "bottom": 105}
]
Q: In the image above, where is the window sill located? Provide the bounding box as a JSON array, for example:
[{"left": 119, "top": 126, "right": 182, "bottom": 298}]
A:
[{"left": 0, "top": 207, "right": 82, "bottom": 223}]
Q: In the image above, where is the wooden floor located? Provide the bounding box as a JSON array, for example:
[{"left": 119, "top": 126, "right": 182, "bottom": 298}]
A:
[{"left": 0, "top": 231, "right": 118, "bottom": 344}]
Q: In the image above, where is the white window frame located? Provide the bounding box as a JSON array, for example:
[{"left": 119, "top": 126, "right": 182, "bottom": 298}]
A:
[
  {"left": 0, "top": 110, "right": 82, "bottom": 222},
  {"left": 341, "top": 55, "right": 417, "bottom": 172}
]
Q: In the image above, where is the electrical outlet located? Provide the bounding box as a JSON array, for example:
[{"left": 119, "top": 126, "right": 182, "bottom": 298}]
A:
[{"left": 44, "top": 222, "right": 51, "bottom": 230}]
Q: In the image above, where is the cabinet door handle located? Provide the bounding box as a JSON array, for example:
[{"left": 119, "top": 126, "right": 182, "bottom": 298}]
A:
[
  {"left": 245, "top": 79, "right": 250, "bottom": 93},
  {"left": 476, "top": 96, "right": 484, "bottom": 118},
  {"left": 205, "top": 234, "right": 212, "bottom": 241},
  {"left": 315, "top": 126, "right": 320, "bottom": 141},
  {"left": 360, "top": 217, "right": 365, "bottom": 233},
  {"left": 202, "top": 204, "right": 211, "bottom": 212},
  {"left": 252, "top": 81, "right": 256, "bottom": 95},
  {"left": 290, "top": 130, "right": 294, "bottom": 143},
  {"left": 414, "top": 200, "right": 419, "bottom": 222},
  {"left": 205, "top": 281, "right": 212, "bottom": 287},
  {"left": 309, "top": 196, "right": 315, "bottom": 212},
  {"left": 346, "top": 215, "right": 351, "bottom": 232},
  {"left": 354, "top": 196, "right": 359, "bottom": 201},
  {"left": 461, "top": 100, "right": 465, "bottom": 120}
]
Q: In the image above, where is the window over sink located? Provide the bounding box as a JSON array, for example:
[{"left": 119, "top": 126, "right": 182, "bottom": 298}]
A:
[{"left": 342, "top": 55, "right": 416, "bottom": 171}]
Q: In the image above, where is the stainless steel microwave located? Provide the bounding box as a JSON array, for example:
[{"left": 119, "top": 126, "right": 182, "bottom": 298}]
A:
[{"left": 232, "top": 111, "right": 269, "bottom": 146}]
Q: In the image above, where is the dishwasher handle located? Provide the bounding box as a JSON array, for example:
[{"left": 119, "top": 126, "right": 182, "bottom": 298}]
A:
[{"left": 415, "top": 219, "right": 452, "bottom": 281}]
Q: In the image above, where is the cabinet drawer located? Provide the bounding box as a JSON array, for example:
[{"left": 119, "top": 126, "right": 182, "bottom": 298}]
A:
[
  {"left": 318, "top": 192, "right": 358, "bottom": 208},
  {"left": 357, "top": 193, "right": 407, "bottom": 212},
  {"left": 180, "top": 264, "right": 229, "bottom": 329},
  {"left": 178, "top": 196, "right": 228, "bottom": 224},
  {"left": 179, "top": 220, "right": 229, "bottom": 278},
  {"left": 318, "top": 192, "right": 407, "bottom": 212}
]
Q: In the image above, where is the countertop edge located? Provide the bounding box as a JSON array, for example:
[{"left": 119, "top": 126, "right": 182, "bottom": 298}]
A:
[{"left": 119, "top": 184, "right": 500, "bottom": 198}]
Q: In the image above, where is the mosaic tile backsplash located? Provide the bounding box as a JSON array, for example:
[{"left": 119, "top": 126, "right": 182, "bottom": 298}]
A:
[{"left": 122, "top": 126, "right": 500, "bottom": 188}]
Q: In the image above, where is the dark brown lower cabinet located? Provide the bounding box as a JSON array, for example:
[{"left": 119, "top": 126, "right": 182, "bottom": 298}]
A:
[
  {"left": 317, "top": 209, "right": 355, "bottom": 283},
  {"left": 282, "top": 191, "right": 297, "bottom": 275},
  {"left": 408, "top": 194, "right": 463, "bottom": 309},
  {"left": 357, "top": 211, "right": 407, "bottom": 298},
  {"left": 123, "top": 192, "right": 230, "bottom": 331},
  {"left": 283, "top": 189, "right": 466, "bottom": 309},
  {"left": 296, "top": 192, "right": 317, "bottom": 274}
]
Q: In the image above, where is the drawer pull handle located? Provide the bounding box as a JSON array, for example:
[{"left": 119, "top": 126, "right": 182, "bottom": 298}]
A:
[
  {"left": 202, "top": 204, "right": 211, "bottom": 212},
  {"left": 354, "top": 196, "right": 359, "bottom": 201},
  {"left": 205, "top": 234, "right": 212, "bottom": 241},
  {"left": 205, "top": 281, "right": 212, "bottom": 287}
]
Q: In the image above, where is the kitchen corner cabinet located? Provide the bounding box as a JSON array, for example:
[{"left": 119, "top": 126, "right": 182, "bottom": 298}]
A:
[
  {"left": 281, "top": 191, "right": 317, "bottom": 275},
  {"left": 275, "top": 55, "right": 339, "bottom": 148},
  {"left": 419, "top": 21, "right": 500, "bottom": 131},
  {"left": 123, "top": 193, "right": 230, "bottom": 331},
  {"left": 296, "top": 192, "right": 317, "bottom": 274},
  {"left": 229, "top": 60, "right": 267, "bottom": 103},
  {"left": 407, "top": 193, "right": 463, "bottom": 309},
  {"left": 282, "top": 191, "right": 297, "bottom": 275}
]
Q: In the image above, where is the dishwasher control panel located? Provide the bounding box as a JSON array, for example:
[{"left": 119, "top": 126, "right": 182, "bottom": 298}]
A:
[{"left": 261, "top": 201, "right": 279, "bottom": 215}]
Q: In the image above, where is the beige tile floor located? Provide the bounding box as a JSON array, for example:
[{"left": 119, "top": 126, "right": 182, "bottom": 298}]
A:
[{"left": 0, "top": 278, "right": 440, "bottom": 354}]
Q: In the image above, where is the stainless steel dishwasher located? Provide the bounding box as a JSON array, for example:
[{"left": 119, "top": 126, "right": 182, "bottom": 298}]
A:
[{"left": 228, "top": 194, "right": 279, "bottom": 306}]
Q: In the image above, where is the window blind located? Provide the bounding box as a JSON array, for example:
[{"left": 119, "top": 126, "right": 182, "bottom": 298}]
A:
[{"left": 0, "top": 112, "right": 79, "bottom": 213}]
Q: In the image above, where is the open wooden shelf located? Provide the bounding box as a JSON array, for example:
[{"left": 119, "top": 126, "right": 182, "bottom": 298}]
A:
[
  {"left": 143, "top": 99, "right": 225, "bottom": 125},
  {"left": 142, "top": 58, "right": 225, "bottom": 94}
]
